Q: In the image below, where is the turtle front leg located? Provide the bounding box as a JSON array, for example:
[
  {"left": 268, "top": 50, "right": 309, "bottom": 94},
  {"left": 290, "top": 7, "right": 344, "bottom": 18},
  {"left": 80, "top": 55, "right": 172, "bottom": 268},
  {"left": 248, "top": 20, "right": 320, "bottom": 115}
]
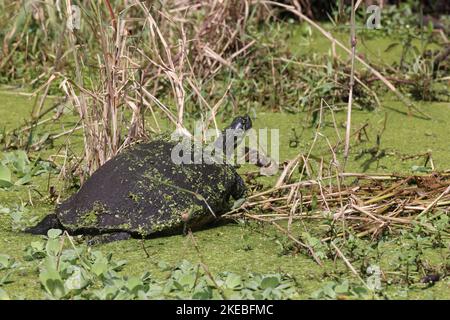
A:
[
  {"left": 87, "top": 232, "right": 131, "bottom": 245},
  {"left": 231, "top": 173, "right": 247, "bottom": 200},
  {"left": 25, "top": 214, "right": 64, "bottom": 235}
]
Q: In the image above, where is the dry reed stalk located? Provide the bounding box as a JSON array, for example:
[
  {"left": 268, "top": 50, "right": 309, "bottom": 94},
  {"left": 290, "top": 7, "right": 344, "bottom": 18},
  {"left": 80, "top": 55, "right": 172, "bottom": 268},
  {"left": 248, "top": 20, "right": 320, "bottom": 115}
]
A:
[
  {"left": 190, "top": 0, "right": 251, "bottom": 79},
  {"left": 343, "top": 0, "right": 358, "bottom": 167},
  {"left": 63, "top": 0, "right": 221, "bottom": 178},
  {"left": 416, "top": 184, "right": 450, "bottom": 220}
]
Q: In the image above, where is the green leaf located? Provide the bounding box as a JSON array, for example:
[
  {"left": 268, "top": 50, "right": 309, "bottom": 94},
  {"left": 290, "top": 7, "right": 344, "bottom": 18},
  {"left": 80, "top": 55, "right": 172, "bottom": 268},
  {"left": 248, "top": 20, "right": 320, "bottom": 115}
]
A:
[
  {"left": 24, "top": 241, "right": 46, "bottom": 261},
  {"left": 0, "top": 180, "right": 13, "bottom": 188},
  {"left": 44, "top": 278, "right": 66, "bottom": 299},
  {"left": 0, "top": 271, "right": 14, "bottom": 286},
  {"left": 157, "top": 261, "right": 171, "bottom": 271},
  {"left": 47, "top": 229, "right": 62, "bottom": 239},
  {"left": 126, "top": 276, "right": 144, "bottom": 294},
  {"left": 0, "top": 164, "right": 12, "bottom": 188},
  {"left": 0, "top": 164, "right": 11, "bottom": 182},
  {"left": 31, "top": 240, "right": 46, "bottom": 251},
  {"left": 323, "top": 283, "right": 337, "bottom": 299},
  {"left": 35, "top": 132, "right": 50, "bottom": 146},
  {"left": 0, "top": 254, "right": 13, "bottom": 270},
  {"left": 39, "top": 257, "right": 66, "bottom": 299},
  {"left": 177, "top": 272, "right": 196, "bottom": 289},
  {"left": 65, "top": 267, "right": 89, "bottom": 291},
  {"left": 12, "top": 150, "right": 30, "bottom": 174},
  {"left": 353, "top": 286, "right": 369, "bottom": 297},
  {"left": 224, "top": 273, "right": 242, "bottom": 289},
  {"left": 260, "top": 276, "right": 280, "bottom": 290},
  {"left": 172, "top": 280, "right": 184, "bottom": 291},
  {"left": 91, "top": 259, "right": 108, "bottom": 276},
  {"left": 10, "top": 211, "right": 22, "bottom": 223},
  {"left": 334, "top": 280, "right": 349, "bottom": 294},
  {"left": 411, "top": 165, "right": 431, "bottom": 173},
  {"left": 45, "top": 238, "right": 61, "bottom": 256},
  {"left": 112, "top": 260, "right": 127, "bottom": 271},
  {"left": 192, "top": 288, "right": 212, "bottom": 300},
  {"left": 15, "top": 174, "right": 32, "bottom": 186}
]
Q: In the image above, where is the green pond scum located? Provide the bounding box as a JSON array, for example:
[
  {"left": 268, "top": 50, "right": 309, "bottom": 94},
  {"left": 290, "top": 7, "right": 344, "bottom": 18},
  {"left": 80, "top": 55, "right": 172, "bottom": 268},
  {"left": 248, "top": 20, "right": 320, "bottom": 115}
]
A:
[
  {"left": 0, "top": 15, "right": 449, "bottom": 299},
  {"left": 1, "top": 92, "right": 449, "bottom": 299}
]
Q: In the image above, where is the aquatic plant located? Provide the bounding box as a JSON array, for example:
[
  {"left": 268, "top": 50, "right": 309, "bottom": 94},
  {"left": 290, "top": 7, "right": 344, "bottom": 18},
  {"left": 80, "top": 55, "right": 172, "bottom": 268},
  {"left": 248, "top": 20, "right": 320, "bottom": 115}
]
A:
[{"left": 13, "top": 229, "right": 300, "bottom": 299}]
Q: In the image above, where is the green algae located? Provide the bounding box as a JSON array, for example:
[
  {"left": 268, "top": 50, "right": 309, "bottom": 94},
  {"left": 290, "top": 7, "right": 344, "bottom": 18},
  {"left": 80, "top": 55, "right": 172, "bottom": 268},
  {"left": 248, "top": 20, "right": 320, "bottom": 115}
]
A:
[
  {"left": 1, "top": 94, "right": 448, "bottom": 299},
  {"left": 79, "top": 201, "right": 106, "bottom": 227},
  {"left": 0, "top": 23, "right": 449, "bottom": 299},
  {"left": 249, "top": 100, "right": 450, "bottom": 175}
]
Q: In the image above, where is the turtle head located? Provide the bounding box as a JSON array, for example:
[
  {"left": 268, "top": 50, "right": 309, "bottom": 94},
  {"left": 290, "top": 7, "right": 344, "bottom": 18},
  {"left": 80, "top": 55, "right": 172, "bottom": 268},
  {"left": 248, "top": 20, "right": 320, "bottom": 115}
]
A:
[
  {"left": 227, "top": 114, "right": 252, "bottom": 133},
  {"left": 214, "top": 115, "right": 252, "bottom": 156}
]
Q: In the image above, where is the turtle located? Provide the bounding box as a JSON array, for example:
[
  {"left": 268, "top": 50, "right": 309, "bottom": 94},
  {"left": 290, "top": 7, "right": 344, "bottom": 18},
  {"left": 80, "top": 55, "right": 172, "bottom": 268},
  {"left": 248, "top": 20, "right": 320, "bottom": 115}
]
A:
[{"left": 26, "top": 115, "right": 252, "bottom": 244}]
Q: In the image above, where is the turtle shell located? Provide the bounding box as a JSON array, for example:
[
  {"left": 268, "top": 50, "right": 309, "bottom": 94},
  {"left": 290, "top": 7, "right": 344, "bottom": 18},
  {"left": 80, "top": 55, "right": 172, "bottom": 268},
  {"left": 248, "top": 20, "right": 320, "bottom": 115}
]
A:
[{"left": 56, "top": 137, "right": 246, "bottom": 236}]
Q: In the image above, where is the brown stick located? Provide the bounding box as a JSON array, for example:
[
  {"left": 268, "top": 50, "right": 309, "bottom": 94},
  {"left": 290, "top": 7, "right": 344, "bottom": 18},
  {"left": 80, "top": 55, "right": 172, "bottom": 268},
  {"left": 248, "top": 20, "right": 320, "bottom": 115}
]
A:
[
  {"left": 416, "top": 185, "right": 450, "bottom": 220},
  {"left": 104, "top": 0, "right": 117, "bottom": 31}
]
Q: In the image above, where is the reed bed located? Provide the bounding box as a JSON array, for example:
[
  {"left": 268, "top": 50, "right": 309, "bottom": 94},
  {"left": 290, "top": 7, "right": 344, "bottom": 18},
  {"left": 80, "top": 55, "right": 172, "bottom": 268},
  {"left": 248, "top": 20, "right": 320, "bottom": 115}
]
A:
[{"left": 225, "top": 161, "right": 450, "bottom": 265}]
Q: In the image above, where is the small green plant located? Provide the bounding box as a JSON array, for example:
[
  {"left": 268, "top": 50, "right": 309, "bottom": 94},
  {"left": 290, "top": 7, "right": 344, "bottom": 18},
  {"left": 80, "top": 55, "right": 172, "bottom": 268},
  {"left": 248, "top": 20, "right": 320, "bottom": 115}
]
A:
[
  {"left": 392, "top": 230, "right": 428, "bottom": 286},
  {"left": 23, "top": 240, "right": 47, "bottom": 261},
  {"left": 155, "top": 260, "right": 299, "bottom": 300},
  {"left": 302, "top": 232, "right": 329, "bottom": 260},
  {"left": 411, "top": 165, "right": 432, "bottom": 173},
  {"left": 0, "top": 254, "right": 19, "bottom": 271},
  {"left": 0, "top": 150, "right": 57, "bottom": 189},
  {"left": 0, "top": 254, "right": 18, "bottom": 300},
  {"left": 6, "top": 202, "right": 39, "bottom": 231},
  {"left": 343, "top": 235, "right": 382, "bottom": 273},
  {"left": 311, "top": 279, "right": 371, "bottom": 300},
  {"left": 427, "top": 213, "right": 449, "bottom": 249},
  {"left": 18, "top": 230, "right": 301, "bottom": 299}
]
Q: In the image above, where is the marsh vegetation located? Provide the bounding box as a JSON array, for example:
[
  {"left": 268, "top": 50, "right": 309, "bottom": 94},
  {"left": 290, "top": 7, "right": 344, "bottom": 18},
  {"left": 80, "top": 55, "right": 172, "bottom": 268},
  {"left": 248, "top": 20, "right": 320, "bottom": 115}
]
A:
[{"left": 0, "top": 0, "right": 449, "bottom": 299}]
